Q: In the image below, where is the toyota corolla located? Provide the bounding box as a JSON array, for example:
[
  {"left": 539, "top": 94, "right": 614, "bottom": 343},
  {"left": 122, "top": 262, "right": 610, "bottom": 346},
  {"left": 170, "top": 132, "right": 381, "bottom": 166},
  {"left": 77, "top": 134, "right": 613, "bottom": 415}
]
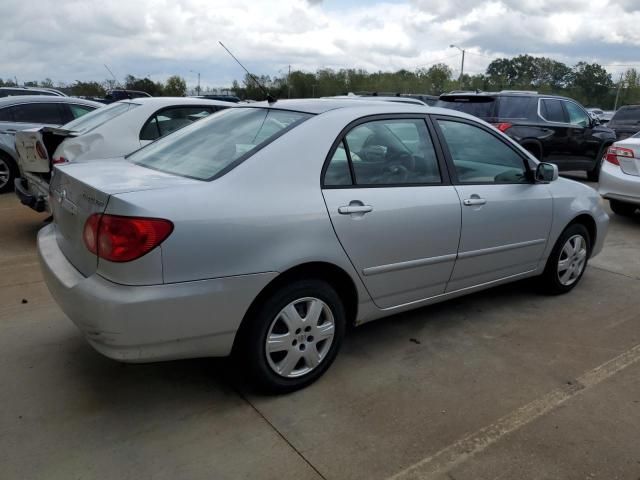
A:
[{"left": 38, "top": 99, "right": 609, "bottom": 392}]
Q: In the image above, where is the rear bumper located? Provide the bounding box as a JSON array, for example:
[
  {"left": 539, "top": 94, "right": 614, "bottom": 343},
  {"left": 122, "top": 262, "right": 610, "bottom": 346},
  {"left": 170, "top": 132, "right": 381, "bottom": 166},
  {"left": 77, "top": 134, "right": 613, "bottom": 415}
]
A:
[
  {"left": 14, "top": 175, "right": 49, "bottom": 212},
  {"left": 37, "top": 224, "right": 278, "bottom": 362},
  {"left": 599, "top": 161, "right": 640, "bottom": 206}
]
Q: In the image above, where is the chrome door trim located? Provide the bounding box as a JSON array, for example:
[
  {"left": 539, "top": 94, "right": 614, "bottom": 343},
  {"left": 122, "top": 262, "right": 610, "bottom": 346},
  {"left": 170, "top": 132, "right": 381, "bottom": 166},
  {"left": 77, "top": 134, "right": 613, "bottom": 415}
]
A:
[
  {"left": 362, "top": 253, "right": 457, "bottom": 276},
  {"left": 457, "top": 238, "right": 546, "bottom": 259}
]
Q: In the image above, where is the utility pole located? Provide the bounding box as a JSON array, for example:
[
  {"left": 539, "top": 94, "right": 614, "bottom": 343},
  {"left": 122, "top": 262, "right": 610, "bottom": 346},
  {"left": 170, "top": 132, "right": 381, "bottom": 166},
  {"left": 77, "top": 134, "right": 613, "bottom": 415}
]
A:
[
  {"left": 190, "top": 70, "right": 201, "bottom": 96},
  {"left": 312, "top": 84, "right": 319, "bottom": 98},
  {"left": 614, "top": 72, "right": 624, "bottom": 111},
  {"left": 288, "top": 64, "right": 291, "bottom": 99},
  {"left": 450, "top": 44, "right": 465, "bottom": 89}
]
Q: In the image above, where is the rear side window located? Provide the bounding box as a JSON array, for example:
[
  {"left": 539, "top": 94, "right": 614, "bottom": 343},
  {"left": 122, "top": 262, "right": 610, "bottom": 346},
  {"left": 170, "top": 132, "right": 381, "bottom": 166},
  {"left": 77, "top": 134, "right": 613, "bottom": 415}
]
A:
[
  {"left": 69, "top": 104, "right": 95, "bottom": 119},
  {"left": 140, "top": 106, "right": 214, "bottom": 141},
  {"left": 540, "top": 99, "right": 567, "bottom": 123},
  {"left": 12, "top": 103, "right": 65, "bottom": 124},
  {"left": 436, "top": 97, "right": 496, "bottom": 118},
  {"left": 496, "top": 97, "right": 532, "bottom": 119},
  {"left": 130, "top": 107, "right": 312, "bottom": 180},
  {"left": 324, "top": 118, "right": 441, "bottom": 186},
  {"left": 63, "top": 102, "right": 134, "bottom": 134},
  {"left": 611, "top": 107, "right": 640, "bottom": 122}
]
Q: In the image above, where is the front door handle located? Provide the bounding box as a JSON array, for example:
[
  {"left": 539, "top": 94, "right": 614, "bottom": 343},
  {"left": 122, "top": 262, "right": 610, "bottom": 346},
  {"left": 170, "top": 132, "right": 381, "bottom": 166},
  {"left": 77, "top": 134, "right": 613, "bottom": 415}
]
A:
[
  {"left": 338, "top": 204, "right": 373, "bottom": 215},
  {"left": 463, "top": 197, "right": 487, "bottom": 206}
]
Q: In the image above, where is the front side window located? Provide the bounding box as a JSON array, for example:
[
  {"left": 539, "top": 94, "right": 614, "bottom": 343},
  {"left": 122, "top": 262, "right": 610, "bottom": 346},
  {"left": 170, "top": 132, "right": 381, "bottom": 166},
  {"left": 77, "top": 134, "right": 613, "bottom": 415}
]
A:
[
  {"left": 438, "top": 119, "right": 528, "bottom": 184},
  {"left": 564, "top": 101, "right": 589, "bottom": 127},
  {"left": 540, "top": 99, "right": 566, "bottom": 123},
  {"left": 12, "top": 103, "right": 64, "bottom": 124},
  {"left": 324, "top": 119, "right": 441, "bottom": 186},
  {"left": 63, "top": 102, "right": 136, "bottom": 134},
  {"left": 0, "top": 107, "right": 14, "bottom": 121},
  {"left": 130, "top": 107, "right": 311, "bottom": 180}
]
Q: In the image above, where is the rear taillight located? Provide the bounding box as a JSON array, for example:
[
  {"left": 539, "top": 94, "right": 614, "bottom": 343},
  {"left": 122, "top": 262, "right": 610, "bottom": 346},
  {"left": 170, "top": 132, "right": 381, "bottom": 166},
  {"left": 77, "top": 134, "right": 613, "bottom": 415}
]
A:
[
  {"left": 493, "top": 122, "right": 512, "bottom": 133},
  {"left": 35, "top": 141, "right": 48, "bottom": 160},
  {"left": 605, "top": 146, "right": 634, "bottom": 166},
  {"left": 52, "top": 157, "right": 68, "bottom": 165},
  {"left": 83, "top": 214, "right": 173, "bottom": 262}
]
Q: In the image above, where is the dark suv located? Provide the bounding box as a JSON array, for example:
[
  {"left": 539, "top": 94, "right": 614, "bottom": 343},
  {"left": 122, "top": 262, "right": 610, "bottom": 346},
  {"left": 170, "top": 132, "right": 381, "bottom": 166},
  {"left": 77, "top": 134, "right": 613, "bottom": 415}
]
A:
[
  {"left": 606, "top": 105, "right": 640, "bottom": 141},
  {"left": 436, "top": 91, "right": 616, "bottom": 180}
]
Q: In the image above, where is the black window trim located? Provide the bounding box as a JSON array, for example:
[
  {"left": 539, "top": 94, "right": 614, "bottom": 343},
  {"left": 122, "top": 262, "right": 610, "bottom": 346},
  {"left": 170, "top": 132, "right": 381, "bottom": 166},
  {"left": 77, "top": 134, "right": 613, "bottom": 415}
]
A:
[
  {"left": 138, "top": 104, "right": 216, "bottom": 141},
  {"left": 431, "top": 114, "right": 536, "bottom": 186},
  {"left": 321, "top": 113, "right": 452, "bottom": 189}
]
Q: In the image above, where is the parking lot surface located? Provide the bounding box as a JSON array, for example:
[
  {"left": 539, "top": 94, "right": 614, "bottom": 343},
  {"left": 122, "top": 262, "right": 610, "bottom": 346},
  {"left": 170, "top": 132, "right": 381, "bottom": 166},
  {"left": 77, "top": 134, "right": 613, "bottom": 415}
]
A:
[{"left": 1, "top": 179, "right": 640, "bottom": 480}]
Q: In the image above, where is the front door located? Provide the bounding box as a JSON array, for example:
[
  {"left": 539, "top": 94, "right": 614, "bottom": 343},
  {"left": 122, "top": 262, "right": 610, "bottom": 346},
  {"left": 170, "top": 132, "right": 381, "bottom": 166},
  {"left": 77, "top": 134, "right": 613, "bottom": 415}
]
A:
[
  {"left": 321, "top": 117, "right": 461, "bottom": 309},
  {"left": 433, "top": 117, "right": 553, "bottom": 292}
]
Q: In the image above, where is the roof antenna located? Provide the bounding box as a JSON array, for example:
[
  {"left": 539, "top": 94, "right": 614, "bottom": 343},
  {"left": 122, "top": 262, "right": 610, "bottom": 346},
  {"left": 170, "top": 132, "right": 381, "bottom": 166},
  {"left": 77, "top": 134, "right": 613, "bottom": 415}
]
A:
[
  {"left": 219, "top": 41, "right": 276, "bottom": 103},
  {"left": 103, "top": 64, "right": 122, "bottom": 88}
]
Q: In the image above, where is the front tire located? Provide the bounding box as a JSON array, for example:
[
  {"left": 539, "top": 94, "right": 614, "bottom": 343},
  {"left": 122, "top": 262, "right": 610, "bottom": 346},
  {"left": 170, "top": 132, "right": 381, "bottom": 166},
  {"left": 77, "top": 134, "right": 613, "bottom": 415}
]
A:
[
  {"left": 237, "top": 279, "right": 346, "bottom": 393},
  {"left": 609, "top": 199, "right": 637, "bottom": 216},
  {"left": 540, "top": 224, "right": 591, "bottom": 295}
]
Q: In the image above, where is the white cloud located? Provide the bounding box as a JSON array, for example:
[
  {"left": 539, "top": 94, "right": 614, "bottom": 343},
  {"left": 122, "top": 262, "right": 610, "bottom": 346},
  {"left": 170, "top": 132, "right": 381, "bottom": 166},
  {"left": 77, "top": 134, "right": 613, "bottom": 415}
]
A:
[{"left": 2, "top": 0, "right": 640, "bottom": 88}]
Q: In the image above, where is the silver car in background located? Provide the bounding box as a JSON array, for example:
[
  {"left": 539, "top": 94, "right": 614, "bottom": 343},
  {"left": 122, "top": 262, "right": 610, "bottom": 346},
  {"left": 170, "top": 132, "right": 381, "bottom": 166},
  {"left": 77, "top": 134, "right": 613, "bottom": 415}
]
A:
[
  {"left": 0, "top": 96, "right": 101, "bottom": 193},
  {"left": 599, "top": 136, "right": 640, "bottom": 216},
  {"left": 38, "top": 100, "right": 608, "bottom": 392},
  {"left": 15, "top": 97, "right": 232, "bottom": 212}
]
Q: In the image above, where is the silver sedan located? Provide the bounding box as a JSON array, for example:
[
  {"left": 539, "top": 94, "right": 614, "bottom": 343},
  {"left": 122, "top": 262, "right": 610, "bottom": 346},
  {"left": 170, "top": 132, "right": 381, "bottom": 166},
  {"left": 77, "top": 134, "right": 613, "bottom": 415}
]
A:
[{"left": 38, "top": 100, "right": 609, "bottom": 392}]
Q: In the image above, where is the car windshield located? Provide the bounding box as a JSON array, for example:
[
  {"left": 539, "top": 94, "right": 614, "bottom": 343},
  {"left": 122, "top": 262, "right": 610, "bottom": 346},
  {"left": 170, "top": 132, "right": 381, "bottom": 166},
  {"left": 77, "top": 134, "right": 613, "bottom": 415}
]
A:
[
  {"left": 129, "top": 107, "right": 312, "bottom": 180},
  {"left": 63, "top": 102, "right": 137, "bottom": 134},
  {"left": 611, "top": 107, "right": 640, "bottom": 123}
]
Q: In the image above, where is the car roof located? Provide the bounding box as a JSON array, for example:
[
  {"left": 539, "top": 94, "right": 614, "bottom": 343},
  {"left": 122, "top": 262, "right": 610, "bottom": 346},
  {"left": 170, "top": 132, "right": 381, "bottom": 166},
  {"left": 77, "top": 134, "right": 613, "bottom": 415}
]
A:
[
  {"left": 121, "top": 97, "right": 235, "bottom": 108},
  {"left": 232, "top": 98, "right": 482, "bottom": 123},
  {"left": 0, "top": 95, "right": 103, "bottom": 108},
  {"left": 0, "top": 86, "right": 66, "bottom": 96},
  {"left": 439, "top": 91, "right": 576, "bottom": 102}
]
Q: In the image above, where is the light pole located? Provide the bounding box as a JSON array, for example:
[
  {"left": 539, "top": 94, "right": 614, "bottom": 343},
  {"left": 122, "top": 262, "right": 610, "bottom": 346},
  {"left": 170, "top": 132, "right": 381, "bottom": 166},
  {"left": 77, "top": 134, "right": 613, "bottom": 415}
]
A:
[
  {"left": 190, "top": 70, "right": 201, "bottom": 96},
  {"left": 312, "top": 84, "right": 319, "bottom": 98},
  {"left": 450, "top": 44, "right": 465, "bottom": 89}
]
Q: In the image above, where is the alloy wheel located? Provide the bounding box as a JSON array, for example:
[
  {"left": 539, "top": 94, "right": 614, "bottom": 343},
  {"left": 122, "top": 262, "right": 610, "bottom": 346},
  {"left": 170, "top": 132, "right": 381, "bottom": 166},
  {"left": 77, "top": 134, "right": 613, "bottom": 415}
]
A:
[
  {"left": 557, "top": 234, "right": 587, "bottom": 286},
  {"left": 265, "top": 297, "right": 335, "bottom": 378}
]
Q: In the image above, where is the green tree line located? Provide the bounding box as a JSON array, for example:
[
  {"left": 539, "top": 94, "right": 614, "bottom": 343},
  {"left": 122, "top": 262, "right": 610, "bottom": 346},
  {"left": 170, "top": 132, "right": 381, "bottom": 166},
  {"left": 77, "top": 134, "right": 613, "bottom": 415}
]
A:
[{"left": 231, "top": 55, "right": 640, "bottom": 109}]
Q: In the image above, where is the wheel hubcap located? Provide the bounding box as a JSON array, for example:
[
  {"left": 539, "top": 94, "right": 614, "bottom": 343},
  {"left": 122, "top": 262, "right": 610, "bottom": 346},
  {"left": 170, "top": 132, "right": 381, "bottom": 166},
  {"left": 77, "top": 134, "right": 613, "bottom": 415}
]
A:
[
  {"left": 557, "top": 234, "right": 587, "bottom": 286},
  {"left": 0, "top": 158, "right": 9, "bottom": 190},
  {"left": 265, "top": 297, "right": 335, "bottom": 378}
]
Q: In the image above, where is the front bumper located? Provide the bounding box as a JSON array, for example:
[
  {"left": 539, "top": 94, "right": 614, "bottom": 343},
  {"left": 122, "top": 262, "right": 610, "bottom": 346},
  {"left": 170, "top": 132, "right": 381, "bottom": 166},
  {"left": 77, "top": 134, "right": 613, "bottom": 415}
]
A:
[
  {"left": 599, "top": 161, "right": 640, "bottom": 206},
  {"left": 37, "top": 224, "right": 278, "bottom": 362}
]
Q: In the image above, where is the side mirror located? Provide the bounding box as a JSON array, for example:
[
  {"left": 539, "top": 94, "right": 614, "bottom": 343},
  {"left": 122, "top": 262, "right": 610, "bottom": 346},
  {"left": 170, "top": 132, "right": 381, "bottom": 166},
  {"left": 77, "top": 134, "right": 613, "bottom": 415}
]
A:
[{"left": 536, "top": 162, "right": 558, "bottom": 182}]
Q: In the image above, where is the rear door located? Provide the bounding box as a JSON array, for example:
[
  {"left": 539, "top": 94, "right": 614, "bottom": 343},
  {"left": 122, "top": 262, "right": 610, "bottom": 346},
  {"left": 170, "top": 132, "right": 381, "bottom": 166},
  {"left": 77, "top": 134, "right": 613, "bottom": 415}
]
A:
[
  {"left": 321, "top": 116, "right": 462, "bottom": 309},
  {"left": 433, "top": 116, "right": 552, "bottom": 292}
]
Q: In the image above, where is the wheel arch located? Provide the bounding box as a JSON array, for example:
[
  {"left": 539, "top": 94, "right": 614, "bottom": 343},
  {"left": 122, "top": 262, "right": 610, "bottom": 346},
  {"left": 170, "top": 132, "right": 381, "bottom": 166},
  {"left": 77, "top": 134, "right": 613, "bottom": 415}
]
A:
[
  {"left": 567, "top": 213, "right": 597, "bottom": 254},
  {"left": 232, "top": 261, "right": 359, "bottom": 352}
]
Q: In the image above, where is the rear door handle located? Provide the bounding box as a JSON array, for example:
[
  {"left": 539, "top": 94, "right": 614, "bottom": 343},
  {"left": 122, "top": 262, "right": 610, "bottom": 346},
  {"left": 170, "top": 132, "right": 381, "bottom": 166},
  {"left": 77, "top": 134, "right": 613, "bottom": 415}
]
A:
[
  {"left": 463, "top": 197, "right": 487, "bottom": 206},
  {"left": 338, "top": 205, "right": 373, "bottom": 214}
]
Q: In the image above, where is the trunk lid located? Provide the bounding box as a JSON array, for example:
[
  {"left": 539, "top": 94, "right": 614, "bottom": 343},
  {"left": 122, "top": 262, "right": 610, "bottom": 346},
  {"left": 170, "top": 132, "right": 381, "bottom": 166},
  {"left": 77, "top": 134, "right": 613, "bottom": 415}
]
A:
[
  {"left": 614, "top": 138, "right": 640, "bottom": 176},
  {"left": 50, "top": 159, "right": 201, "bottom": 277},
  {"left": 15, "top": 127, "right": 74, "bottom": 173}
]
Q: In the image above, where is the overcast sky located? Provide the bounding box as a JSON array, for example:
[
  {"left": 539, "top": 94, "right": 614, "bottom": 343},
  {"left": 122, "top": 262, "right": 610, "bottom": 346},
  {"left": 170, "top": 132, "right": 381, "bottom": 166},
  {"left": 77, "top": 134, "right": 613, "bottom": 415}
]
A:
[{"left": 3, "top": 0, "right": 640, "bottom": 89}]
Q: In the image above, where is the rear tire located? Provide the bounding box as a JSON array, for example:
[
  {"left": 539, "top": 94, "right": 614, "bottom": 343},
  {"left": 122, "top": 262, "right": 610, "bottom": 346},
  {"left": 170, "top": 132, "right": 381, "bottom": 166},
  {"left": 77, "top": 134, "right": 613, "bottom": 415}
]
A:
[
  {"left": 0, "top": 153, "right": 17, "bottom": 194},
  {"left": 237, "top": 279, "right": 346, "bottom": 393},
  {"left": 609, "top": 199, "right": 637, "bottom": 216},
  {"left": 540, "top": 224, "right": 591, "bottom": 295}
]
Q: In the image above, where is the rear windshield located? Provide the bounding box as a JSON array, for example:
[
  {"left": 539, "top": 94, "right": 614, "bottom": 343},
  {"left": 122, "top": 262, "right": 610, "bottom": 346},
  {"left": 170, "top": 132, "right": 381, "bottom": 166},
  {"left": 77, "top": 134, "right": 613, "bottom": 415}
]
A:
[
  {"left": 436, "top": 97, "right": 496, "bottom": 118},
  {"left": 129, "top": 107, "right": 312, "bottom": 180},
  {"left": 437, "top": 95, "right": 532, "bottom": 119},
  {"left": 611, "top": 107, "right": 640, "bottom": 122},
  {"left": 63, "top": 102, "right": 137, "bottom": 134}
]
